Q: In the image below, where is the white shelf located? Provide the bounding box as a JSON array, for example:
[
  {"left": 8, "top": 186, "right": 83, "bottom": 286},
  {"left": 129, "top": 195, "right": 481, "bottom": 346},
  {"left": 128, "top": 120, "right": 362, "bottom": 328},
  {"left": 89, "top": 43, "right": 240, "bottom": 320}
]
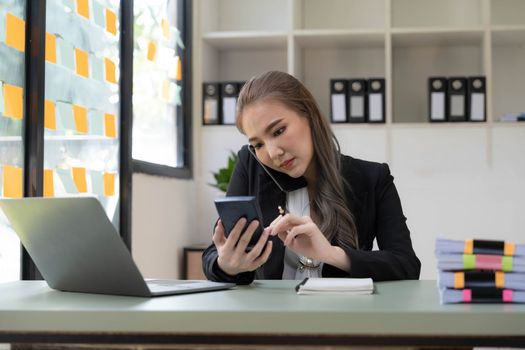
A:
[
  {"left": 294, "top": 29, "right": 385, "bottom": 49},
  {"left": 391, "top": 28, "right": 484, "bottom": 47},
  {"left": 202, "top": 31, "right": 288, "bottom": 49}
]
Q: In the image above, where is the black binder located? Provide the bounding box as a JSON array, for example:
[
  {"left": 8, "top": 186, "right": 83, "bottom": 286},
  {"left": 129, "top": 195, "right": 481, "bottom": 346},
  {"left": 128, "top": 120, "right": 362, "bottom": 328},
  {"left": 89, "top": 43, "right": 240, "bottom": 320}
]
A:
[
  {"left": 202, "top": 82, "right": 221, "bottom": 125},
  {"left": 428, "top": 77, "right": 447, "bottom": 122},
  {"left": 367, "top": 78, "right": 385, "bottom": 123},
  {"left": 221, "top": 82, "right": 239, "bottom": 125},
  {"left": 348, "top": 79, "right": 367, "bottom": 123},
  {"left": 447, "top": 77, "right": 468, "bottom": 122},
  {"left": 467, "top": 76, "right": 486, "bottom": 122},
  {"left": 330, "top": 79, "right": 348, "bottom": 123}
]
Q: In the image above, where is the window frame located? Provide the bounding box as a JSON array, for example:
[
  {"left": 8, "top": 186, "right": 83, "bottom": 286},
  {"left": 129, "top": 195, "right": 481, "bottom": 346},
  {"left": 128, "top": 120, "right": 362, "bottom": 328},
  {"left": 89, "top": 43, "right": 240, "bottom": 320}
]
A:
[{"left": 131, "top": 0, "right": 192, "bottom": 179}]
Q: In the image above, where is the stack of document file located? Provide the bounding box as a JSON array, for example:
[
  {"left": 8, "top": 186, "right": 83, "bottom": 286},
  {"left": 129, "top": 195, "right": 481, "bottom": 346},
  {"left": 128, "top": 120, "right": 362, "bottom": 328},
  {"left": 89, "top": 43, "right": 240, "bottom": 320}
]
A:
[
  {"left": 436, "top": 238, "right": 525, "bottom": 304},
  {"left": 295, "top": 277, "right": 374, "bottom": 295}
]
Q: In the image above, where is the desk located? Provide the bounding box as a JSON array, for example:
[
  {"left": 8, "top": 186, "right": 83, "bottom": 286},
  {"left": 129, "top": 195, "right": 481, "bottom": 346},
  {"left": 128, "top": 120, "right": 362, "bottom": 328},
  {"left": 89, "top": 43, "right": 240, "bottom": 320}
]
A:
[{"left": 0, "top": 280, "right": 524, "bottom": 348}]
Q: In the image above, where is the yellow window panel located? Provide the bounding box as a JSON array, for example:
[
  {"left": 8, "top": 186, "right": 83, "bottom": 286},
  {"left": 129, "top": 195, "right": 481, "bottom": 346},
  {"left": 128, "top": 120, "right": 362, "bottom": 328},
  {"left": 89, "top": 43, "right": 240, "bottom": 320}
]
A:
[
  {"left": 104, "top": 57, "right": 116, "bottom": 84},
  {"left": 76, "top": 0, "right": 90, "bottom": 19},
  {"left": 175, "top": 55, "right": 182, "bottom": 81},
  {"left": 72, "top": 167, "right": 87, "bottom": 193},
  {"left": 3, "top": 165, "right": 23, "bottom": 198},
  {"left": 147, "top": 41, "right": 157, "bottom": 61},
  {"left": 44, "top": 99, "right": 57, "bottom": 130},
  {"left": 45, "top": 32, "right": 57, "bottom": 63},
  {"left": 43, "top": 169, "right": 55, "bottom": 197},
  {"left": 73, "top": 104, "right": 88, "bottom": 133},
  {"left": 104, "top": 172, "right": 115, "bottom": 196},
  {"left": 6, "top": 13, "right": 25, "bottom": 52},
  {"left": 75, "top": 48, "right": 89, "bottom": 78},
  {"left": 3, "top": 83, "right": 23, "bottom": 120},
  {"left": 105, "top": 8, "right": 117, "bottom": 35},
  {"left": 161, "top": 18, "right": 170, "bottom": 40},
  {"left": 104, "top": 113, "right": 116, "bottom": 138}
]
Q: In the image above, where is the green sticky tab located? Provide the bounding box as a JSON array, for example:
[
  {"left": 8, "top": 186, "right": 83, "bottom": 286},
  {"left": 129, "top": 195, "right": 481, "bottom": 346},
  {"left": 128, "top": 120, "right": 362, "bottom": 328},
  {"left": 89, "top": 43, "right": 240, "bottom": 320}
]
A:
[
  {"left": 463, "top": 254, "right": 476, "bottom": 269},
  {"left": 502, "top": 256, "right": 513, "bottom": 272}
]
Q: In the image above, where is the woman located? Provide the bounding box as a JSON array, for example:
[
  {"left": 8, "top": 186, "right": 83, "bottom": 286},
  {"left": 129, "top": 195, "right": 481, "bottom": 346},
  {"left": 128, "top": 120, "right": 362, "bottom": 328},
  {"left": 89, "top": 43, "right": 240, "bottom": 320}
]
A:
[{"left": 202, "top": 71, "right": 420, "bottom": 284}]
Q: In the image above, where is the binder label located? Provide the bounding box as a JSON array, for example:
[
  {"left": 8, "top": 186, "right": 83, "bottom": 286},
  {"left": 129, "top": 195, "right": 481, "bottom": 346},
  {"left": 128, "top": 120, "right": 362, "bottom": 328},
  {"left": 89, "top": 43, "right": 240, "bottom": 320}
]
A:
[
  {"left": 331, "top": 94, "right": 346, "bottom": 122},
  {"left": 369, "top": 93, "right": 383, "bottom": 122},
  {"left": 470, "top": 93, "right": 485, "bottom": 121},
  {"left": 431, "top": 92, "right": 445, "bottom": 121}
]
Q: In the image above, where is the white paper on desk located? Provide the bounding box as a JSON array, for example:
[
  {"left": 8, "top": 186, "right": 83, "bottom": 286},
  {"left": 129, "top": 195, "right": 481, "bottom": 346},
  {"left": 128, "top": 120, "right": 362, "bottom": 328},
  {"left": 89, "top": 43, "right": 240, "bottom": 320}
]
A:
[{"left": 296, "top": 278, "right": 374, "bottom": 295}]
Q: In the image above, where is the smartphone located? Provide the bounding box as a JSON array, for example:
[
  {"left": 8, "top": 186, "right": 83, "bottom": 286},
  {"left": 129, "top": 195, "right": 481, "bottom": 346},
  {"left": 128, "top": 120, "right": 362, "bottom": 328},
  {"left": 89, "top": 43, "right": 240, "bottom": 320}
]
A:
[{"left": 214, "top": 196, "right": 264, "bottom": 248}]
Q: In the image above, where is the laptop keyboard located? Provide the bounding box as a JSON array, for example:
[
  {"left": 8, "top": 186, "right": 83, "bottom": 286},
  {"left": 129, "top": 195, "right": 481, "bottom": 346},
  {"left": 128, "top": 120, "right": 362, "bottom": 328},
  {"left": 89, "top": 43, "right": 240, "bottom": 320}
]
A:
[{"left": 146, "top": 279, "right": 199, "bottom": 292}]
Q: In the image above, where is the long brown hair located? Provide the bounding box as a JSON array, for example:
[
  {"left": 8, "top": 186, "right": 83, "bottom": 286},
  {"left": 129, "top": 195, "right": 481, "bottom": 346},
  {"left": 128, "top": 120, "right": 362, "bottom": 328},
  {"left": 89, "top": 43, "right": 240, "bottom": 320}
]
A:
[{"left": 236, "top": 71, "right": 358, "bottom": 250}]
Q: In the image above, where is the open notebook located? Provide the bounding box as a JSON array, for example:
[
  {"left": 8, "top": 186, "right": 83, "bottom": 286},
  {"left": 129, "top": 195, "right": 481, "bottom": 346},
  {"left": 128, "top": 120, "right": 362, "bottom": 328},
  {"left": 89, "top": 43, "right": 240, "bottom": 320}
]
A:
[{"left": 295, "top": 278, "right": 374, "bottom": 295}]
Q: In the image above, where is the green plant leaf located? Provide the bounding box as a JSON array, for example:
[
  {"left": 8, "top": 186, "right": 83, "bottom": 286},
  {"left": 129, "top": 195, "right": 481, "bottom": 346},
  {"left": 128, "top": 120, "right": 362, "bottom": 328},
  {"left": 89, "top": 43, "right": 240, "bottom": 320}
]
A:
[{"left": 209, "top": 150, "right": 238, "bottom": 193}]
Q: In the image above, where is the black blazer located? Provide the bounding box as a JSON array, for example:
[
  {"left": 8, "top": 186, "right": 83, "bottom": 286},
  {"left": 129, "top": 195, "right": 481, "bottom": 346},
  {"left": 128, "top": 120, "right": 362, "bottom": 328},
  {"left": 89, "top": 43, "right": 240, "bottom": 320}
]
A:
[{"left": 202, "top": 145, "right": 421, "bottom": 284}]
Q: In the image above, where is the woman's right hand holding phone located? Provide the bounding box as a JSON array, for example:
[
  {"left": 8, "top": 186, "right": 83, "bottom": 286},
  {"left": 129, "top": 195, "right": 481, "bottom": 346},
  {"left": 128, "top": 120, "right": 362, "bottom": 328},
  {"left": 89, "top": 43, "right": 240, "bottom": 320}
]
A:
[{"left": 213, "top": 218, "right": 273, "bottom": 276}]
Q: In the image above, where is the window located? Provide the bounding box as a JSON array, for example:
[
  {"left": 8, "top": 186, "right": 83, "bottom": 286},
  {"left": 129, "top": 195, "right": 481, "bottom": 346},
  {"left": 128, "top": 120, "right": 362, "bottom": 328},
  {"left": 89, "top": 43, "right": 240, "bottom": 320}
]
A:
[{"left": 132, "top": 0, "right": 191, "bottom": 178}]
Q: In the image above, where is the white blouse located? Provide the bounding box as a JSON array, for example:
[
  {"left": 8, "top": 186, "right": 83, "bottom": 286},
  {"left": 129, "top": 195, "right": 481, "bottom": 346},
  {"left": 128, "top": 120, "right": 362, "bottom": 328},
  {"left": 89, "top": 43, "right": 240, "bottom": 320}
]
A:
[{"left": 281, "top": 187, "right": 323, "bottom": 280}]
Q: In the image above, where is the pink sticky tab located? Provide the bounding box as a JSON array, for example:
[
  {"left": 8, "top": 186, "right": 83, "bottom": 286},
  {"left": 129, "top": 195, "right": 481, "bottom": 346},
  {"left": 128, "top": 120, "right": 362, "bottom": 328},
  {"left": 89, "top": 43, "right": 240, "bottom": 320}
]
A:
[
  {"left": 463, "top": 289, "right": 472, "bottom": 303},
  {"left": 503, "top": 289, "right": 513, "bottom": 303},
  {"left": 476, "top": 254, "right": 502, "bottom": 270}
]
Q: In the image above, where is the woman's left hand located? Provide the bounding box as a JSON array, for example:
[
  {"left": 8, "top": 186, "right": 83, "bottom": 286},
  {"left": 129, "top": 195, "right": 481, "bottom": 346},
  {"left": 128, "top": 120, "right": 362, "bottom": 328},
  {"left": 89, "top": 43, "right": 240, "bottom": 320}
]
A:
[{"left": 267, "top": 213, "right": 333, "bottom": 262}]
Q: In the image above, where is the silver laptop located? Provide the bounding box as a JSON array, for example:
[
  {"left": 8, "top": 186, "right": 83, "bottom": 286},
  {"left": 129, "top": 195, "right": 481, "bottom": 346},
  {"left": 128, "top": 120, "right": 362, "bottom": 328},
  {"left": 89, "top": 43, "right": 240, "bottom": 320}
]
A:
[{"left": 0, "top": 197, "right": 234, "bottom": 297}]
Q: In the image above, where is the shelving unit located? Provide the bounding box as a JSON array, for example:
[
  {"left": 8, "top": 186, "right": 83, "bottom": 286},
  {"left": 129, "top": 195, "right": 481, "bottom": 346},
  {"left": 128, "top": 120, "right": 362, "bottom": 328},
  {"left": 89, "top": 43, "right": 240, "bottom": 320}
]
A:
[{"left": 197, "top": 0, "right": 525, "bottom": 125}]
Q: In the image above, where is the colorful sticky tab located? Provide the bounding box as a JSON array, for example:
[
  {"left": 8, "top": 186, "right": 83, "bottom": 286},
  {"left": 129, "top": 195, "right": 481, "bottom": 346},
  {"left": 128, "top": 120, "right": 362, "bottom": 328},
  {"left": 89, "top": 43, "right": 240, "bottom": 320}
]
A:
[
  {"left": 57, "top": 38, "right": 75, "bottom": 71},
  {"left": 6, "top": 13, "right": 25, "bottom": 52},
  {"left": 161, "top": 18, "right": 170, "bottom": 40},
  {"left": 45, "top": 33, "right": 57, "bottom": 64},
  {"left": 463, "top": 254, "right": 476, "bottom": 269},
  {"left": 3, "top": 165, "right": 23, "bottom": 198},
  {"left": 43, "top": 169, "right": 55, "bottom": 197},
  {"left": 56, "top": 168, "right": 77, "bottom": 193},
  {"left": 44, "top": 99, "right": 57, "bottom": 130},
  {"left": 453, "top": 272, "right": 464, "bottom": 289},
  {"left": 495, "top": 271, "right": 505, "bottom": 289},
  {"left": 72, "top": 167, "right": 87, "bottom": 193},
  {"left": 104, "top": 113, "right": 116, "bottom": 138},
  {"left": 76, "top": 0, "right": 90, "bottom": 19},
  {"left": 504, "top": 242, "right": 515, "bottom": 256},
  {"left": 73, "top": 104, "right": 88, "bottom": 133},
  {"left": 104, "top": 172, "right": 115, "bottom": 196},
  {"left": 104, "top": 57, "right": 116, "bottom": 83},
  {"left": 90, "top": 55, "right": 104, "bottom": 82},
  {"left": 89, "top": 110, "right": 104, "bottom": 135},
  {"left": 503, "top": 289, "right": 513, "bottom": 303},
  {"left": 75, "top": 48, "right": 89, "bottom": 78},
  {"left": 3, "top": 83, "right": 23, "bottom": 120},
  {"left": 147, "top": 41, "right": 157, "bottom": 61},
  {"left": 175, "top": 55, "right": 182, "bottom": 81},
  {"left": 464, "top": 239, "right": 473, "bottom": 254},
  {"left": 502, "top": 256, "right": 513, "bottom": 272},
  {"left": 105, "top": 9, "right": 117, "bottom": 35}
]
